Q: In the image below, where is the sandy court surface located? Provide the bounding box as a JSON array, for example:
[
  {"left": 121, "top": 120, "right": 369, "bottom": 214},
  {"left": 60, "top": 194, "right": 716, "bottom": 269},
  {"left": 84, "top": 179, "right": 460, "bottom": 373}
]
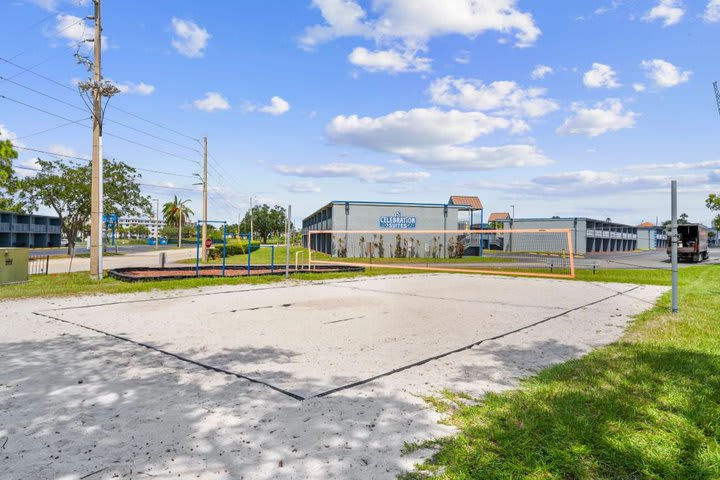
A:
[{"left": 1, "top": 274, "right": 667, "bottom": 479}]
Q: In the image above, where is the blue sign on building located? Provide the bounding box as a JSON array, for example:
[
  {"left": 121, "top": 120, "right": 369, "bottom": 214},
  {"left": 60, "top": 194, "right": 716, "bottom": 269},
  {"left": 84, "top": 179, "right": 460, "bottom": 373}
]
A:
[{"left": 379, "top": 212, "right": 417, "bottom": 229}]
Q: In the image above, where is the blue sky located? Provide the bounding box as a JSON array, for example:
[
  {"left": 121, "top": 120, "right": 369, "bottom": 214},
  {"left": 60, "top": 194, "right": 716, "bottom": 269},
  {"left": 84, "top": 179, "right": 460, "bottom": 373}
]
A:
[{"left": 1, "top": 0, "right": 719, "bottom": 226}]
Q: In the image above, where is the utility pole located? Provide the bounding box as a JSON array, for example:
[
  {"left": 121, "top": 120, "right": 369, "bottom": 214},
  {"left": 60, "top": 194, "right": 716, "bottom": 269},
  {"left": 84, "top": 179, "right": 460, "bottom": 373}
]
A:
[
  {"left": 201, "top": 136, "right": 208, "bottom": 261},
  {"left": 89, "top": 0, "right": 103, "bottom": 280}
]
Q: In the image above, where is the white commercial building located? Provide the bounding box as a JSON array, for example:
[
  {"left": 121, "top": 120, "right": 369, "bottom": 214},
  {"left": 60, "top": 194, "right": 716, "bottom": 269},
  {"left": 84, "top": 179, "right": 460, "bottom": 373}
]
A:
[{"left": 118, "top": 217, "right": 165, "bottom": 237}]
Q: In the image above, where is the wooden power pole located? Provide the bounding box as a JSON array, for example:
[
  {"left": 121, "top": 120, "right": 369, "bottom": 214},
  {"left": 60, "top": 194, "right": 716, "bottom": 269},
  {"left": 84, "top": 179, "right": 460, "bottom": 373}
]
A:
[{"left": 89, "top": 0, "right": 103, "bottom": 280}]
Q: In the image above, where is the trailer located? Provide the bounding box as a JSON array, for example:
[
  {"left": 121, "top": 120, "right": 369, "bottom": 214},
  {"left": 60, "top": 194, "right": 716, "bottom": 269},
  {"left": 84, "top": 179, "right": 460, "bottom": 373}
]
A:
[{"left": 667, "top": 224, "right": 709, "bottom": 262}]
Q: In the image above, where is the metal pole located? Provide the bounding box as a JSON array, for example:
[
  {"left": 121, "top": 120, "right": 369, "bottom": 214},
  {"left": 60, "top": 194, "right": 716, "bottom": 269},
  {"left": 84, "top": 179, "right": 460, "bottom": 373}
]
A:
[
  {"left": 480, "top": 209, "right": 484, "bottom": 257},
  {"left": 155, "top": 198, "right": 159, "bottom": 251},
  {"left": 671, "top": 180, "right": 679, "bottom": 313},
  {"left": 89, "top": 0, "right": 103, "bottom": 280},
  {"left": 195, "top": 221, "right": 200, "bottom": 277},
  {"left": 222, "top": 222, "right": 226, "bottom": 277},
  {"left": 271, "top": 245, "right": 275, "bottom": 273},
  {"left": 201, "top": 137, "right": 208, "bottom": 261},
  {"left": 247, "top": 233, "right": 252, "bottom": 275},
  {"left": 178, "top": 206, "right": 182, "bottom": 248},
  {"left": 285, "top": 205, "right": 291, "bottom": 278}
]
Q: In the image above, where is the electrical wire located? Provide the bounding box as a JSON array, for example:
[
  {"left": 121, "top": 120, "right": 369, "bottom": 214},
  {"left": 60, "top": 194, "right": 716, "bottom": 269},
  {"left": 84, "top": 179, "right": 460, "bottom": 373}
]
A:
[
  {"left": 0, "top": 93, "right": 201, "bottom": 165},
  {"left": 0, "top": 55, "right": 200, "bottom": 143},
  {"left": 13, "top": 117, "right": 91, "bottom": 141},
  {"left": 13, "top": 146, "right": 198, "bottom": 179}
]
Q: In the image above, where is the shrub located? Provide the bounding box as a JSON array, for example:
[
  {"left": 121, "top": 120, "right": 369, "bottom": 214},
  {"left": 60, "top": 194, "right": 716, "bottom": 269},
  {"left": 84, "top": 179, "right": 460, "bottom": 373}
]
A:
[{"left": 207, "top": 241, "right": 260, "bottom": 259}]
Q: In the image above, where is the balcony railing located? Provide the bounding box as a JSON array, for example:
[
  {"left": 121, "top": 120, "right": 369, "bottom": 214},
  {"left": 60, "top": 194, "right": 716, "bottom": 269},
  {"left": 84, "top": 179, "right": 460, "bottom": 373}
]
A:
[
  {"left": 48, "top": 226, "right": 62, "bottom": 234},
  {"left": 31, "top": 224, "right": 47, "bottom": 233},
  {"left": 11, "top": 223, "right": 30, "bottom": 232},
  {"left": 0, "top": 222, "right": 9, "bottom": 232}
]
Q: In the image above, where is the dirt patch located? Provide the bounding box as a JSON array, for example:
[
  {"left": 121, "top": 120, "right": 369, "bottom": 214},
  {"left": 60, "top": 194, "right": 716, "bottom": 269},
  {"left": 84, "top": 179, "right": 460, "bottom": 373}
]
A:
[{"left": 108, "top": 265, "right": 364, "bottom": 282}]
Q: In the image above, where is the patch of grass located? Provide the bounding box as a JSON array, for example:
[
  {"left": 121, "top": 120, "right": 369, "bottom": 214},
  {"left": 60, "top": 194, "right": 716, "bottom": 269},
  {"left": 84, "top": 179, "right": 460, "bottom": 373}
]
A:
[
  {"left": 574, "top": 268, "right": 671, "bottom": 286},
  {"left": 0, "top": 272, "right": 284, "bottom": 301},
  {"left": 402, "top": 265, "right": 720, "bottom": 479},
  {"left": 0, "top": 266, "right": 685, "bottom": 301}
]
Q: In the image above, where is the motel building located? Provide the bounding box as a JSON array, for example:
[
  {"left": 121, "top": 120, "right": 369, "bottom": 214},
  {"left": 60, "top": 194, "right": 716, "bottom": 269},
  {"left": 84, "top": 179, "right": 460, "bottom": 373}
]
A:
[
  {"left": 302, "top": 196, "right": 485, "bottom": 258},
  {"left": 498, "top": 217, "right": 644, "bottom": 255}
]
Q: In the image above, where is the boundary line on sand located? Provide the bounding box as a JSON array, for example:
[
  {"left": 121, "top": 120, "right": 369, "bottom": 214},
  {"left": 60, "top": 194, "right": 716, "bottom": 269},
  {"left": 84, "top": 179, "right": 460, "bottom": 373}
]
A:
[{"left": 32, "top": 283, "right": 641, "bottom": 402}]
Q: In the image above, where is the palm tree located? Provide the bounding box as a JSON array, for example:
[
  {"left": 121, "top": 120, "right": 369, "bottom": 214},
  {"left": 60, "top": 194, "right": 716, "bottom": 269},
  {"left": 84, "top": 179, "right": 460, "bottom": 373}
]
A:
[{"left": 162, "top": 196, "right": 193, "bottom": 247}]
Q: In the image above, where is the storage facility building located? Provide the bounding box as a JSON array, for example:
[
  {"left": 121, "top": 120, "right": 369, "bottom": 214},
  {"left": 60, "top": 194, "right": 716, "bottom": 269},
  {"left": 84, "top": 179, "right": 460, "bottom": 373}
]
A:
[
  {"left": 498, "top": 217, "right": 639, "bottom": 255},
  {"left": 636, "top": 222, "right": 668, "bottom": 250},
  {"left": 302, "top": 197, "right": 484, "bottom": 257}
]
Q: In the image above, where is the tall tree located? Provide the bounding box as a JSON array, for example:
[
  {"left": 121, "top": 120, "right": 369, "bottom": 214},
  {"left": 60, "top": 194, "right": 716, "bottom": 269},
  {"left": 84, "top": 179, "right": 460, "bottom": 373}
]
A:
[
  {"left": 239, "top": 204, "right": 288, "bottom": 243},
  {"left": 706, "top": 194, "right": 720, "bottom": 229},
  {"left": 162, "top": 196, "right": 193, "bottom": 227},
  {"left": 0, "top": 140, "right": 27, "bottom": 212},
  {"left": 19, "top": 158, "right": 152, "bottom": 253}
]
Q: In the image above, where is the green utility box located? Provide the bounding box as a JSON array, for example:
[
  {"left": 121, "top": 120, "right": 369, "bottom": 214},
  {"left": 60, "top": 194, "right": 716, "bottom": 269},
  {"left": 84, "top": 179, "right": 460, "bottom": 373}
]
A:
[{"left": 0, "top": 248, "right": 29, "bottom": 285}]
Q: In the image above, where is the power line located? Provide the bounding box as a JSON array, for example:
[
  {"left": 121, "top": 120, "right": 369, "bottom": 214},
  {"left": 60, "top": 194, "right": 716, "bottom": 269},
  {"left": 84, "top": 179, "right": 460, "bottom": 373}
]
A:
[
  {"left": 13, "top": 117, "right": 91, "bottom": 141},
  {"left": 8, "top": 17, "right": 85, "bottom": 61},
  {"left": 13, "top": 145, "right": 198, "bottom": 179},
  {"left": 0, "top": 93, "right": 201, "bottom": 165},
  {"left": 0, "top": 75, "right": 203, "bottom": 155},
  {"left": 0, "top": 55, "right": 200, "bottom": 144}
]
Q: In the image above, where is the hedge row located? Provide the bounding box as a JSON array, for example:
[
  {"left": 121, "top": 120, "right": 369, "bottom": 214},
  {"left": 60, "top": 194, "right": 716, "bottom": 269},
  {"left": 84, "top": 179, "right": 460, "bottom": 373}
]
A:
[{"left": 207, "top": 242, "right": 261, "bottom": 259}]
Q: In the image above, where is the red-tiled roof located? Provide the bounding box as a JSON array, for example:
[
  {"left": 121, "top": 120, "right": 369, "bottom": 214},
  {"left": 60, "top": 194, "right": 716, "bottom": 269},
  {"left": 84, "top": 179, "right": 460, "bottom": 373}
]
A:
[
  {"left": 448, "top": 195, "right": 483, "bottom": 209},
  {"left": 638, "top": 222, "right": 656, "bottom": 228},
  {"left": 488, "top": 212, "right": 511, "bottom": 222}
]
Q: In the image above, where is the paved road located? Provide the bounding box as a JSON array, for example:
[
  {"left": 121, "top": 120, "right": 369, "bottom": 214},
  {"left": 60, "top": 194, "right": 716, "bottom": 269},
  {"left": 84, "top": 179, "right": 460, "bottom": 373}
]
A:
[
  {"left": 582, "top": 248, "right": 720, "bottom": 270},
  {"left": 31, "top": 244, "right": 185, "bottom": 257},
  {"left": 43, "top": 247, "right": 197, "bottom": 274}
]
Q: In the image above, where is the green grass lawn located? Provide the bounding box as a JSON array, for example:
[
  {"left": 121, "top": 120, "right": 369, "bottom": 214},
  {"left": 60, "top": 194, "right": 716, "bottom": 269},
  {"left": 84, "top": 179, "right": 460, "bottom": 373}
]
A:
[
  {"left": 401, "top": 265, "right": 720, "bottom": 479},
  {"left": 181, "top": 246, "right": 515, "bottom": 266}
]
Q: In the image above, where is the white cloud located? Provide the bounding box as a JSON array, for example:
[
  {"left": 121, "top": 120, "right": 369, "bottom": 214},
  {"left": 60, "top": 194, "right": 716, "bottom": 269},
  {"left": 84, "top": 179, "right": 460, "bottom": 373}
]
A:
[
  {"left": 326, "top": 108, "right": 552, "bottom": 170},
  {"left": 193, "top": 92, "right": 230, "bottom": 112},
  {"left": 171, "top": 18, "right": 210, "bottom": 58},
  {"left": 641, "top": 59, "right": 692, "bottom": 87},
  {"left": 115, "top": 81, "right": 155, "bottom": 96},
  {"left": 48, "top": 144, "right": 78, "bottom": 158},
  {"left": 299, "top": 0, "right": 541, "bottom": 71},
  {"left": 583, "top": 63, "right": 621, "bottom": 88},
  {"left": 624, "top": 160, "right": 720, "bottom": 171},
  {"left": 52, "top": 14, "right": 108, "bottom": 50},
  {"left": 428, "top": 77, "right": 559, "bottom": 118},
  {"left": 248, "top": 96, "right": 291, "bottom": 116},
  {"left": 643, "top": 0, "right": 685, "bottom": 26},
  {"left": 274, "top": 162, "right": 430, "bottom": 183},
  {"left": 705, "top": 0, "right": 720, "bottom": 22},
  {"left": 287, "top": 181, "right": 321, "bottom": 193},
  {"left": 633, "top": 83, "right": 646, "bottom": 92},
  {"left": 528, "top": 170, "right": 711, "bottom": 196},
  {"left": 29, "top": 0, "right": 90, "bottom": 11},
  {"left": 531, "top": 65, "right": 553, "bottom": 79},
  {"left": 556, "top": 99, "right": 637, "bottom": 137},
  {"left": 298, "top": 0, "right": 372, "bottom": 50},
  {"left": 0, "top": 124, "right": 21, "bottom": 145},
  {"left": 349, "top": 47, "right": 431, "bottom": 73}
]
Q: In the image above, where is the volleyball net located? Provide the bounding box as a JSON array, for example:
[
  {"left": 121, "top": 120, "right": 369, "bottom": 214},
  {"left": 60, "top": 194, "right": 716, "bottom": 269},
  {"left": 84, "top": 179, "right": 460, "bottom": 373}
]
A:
[{"left": 305, "top": 229, "right": 575, "bottom": 279}]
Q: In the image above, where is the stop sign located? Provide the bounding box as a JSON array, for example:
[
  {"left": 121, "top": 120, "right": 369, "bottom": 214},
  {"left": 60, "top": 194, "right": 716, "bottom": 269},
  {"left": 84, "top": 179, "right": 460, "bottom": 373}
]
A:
[{"left": 205, "top": 238, "right": 212, "bottom": 248}]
